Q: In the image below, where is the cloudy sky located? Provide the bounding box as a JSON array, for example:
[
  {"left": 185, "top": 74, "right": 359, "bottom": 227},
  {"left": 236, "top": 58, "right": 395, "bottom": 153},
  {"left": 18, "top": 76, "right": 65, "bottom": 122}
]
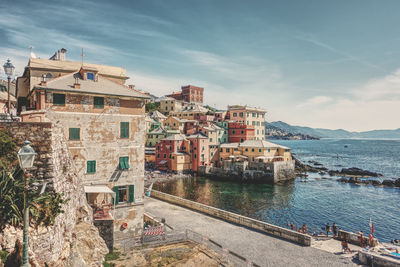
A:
[{"left": 1, "top": 0, "right": 399, "bottom": 131}]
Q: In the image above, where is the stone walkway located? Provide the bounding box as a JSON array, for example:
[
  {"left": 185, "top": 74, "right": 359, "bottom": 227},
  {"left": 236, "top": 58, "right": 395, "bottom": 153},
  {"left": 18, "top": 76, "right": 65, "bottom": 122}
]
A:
[{"left": 145, "top": 197, "right": 360, "bottom": 267}]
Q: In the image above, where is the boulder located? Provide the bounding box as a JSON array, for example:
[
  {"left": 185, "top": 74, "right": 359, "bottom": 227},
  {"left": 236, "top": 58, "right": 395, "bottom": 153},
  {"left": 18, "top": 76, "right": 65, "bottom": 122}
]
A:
[
  {"left": 382, "top": 180, "right": 394, "bottom": 187},
  {"left": 348, "top": 177, "right": 361, "bottom": 184},
  {"left": 394, "top": 178, "right": 400, "bottom": 188},
  {"left": 337, "top": 177, "right": 347, "bottom": 183},
  {"left": 371, "top": 180, "right": 382, "bottom": 186},
  {"left": 340, "top": 167, "right": 382, "bottom": 177}
]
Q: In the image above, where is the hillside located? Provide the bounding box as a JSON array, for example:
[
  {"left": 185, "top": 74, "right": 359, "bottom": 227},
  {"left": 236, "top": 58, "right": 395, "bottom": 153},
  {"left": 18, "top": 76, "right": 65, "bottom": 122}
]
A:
[{"left": 267, "top": 121, "right": 400, "bottom": 139}]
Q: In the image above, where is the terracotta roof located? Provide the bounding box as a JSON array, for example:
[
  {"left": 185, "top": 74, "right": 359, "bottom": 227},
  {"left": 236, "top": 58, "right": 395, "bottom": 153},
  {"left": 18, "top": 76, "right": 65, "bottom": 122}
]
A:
[
  {"left": 187, "top": 133, "right": 208, "bottom": 139},
  {"left": 35, "top": 72, "right": 149, "bottom": 99},
  {"left": 163, "top": 134, "right": 187, "bottom": 141},
  {"left": 29, "top": 58, "right": 128, "bottom": 79}
]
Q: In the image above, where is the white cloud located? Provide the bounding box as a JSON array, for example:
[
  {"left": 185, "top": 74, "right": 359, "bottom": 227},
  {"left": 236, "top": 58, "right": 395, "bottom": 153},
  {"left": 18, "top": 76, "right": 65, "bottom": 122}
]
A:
[{"left": 297, "top": 96, "right": 333, "bottom": 108}]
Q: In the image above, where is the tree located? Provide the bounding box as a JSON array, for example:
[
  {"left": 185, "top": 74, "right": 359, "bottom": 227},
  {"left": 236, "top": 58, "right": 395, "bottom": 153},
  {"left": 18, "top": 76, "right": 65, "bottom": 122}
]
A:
[{"left": 145, "top": 102, "right": 160, "bottom": 113}]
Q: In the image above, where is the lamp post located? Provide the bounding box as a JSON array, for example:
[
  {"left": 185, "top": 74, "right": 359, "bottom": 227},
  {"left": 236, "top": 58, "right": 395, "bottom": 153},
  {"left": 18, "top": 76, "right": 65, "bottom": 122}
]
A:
[
  {"left": 17, "top": 140, "right": 37, "bottom": 267},
  {"left": 3, "top": 59, "right": 15, "bottom": 114}
]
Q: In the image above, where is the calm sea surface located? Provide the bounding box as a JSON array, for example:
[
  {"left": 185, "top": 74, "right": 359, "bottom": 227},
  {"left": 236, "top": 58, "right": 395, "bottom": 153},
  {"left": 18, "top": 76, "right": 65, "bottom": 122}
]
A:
[{"left": 153, "top": 139, "right": 400, "bottom": 242}]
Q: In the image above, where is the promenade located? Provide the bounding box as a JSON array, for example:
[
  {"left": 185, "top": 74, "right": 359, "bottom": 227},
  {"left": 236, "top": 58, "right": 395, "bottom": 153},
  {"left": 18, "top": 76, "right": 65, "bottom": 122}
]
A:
[{"left": 145, "top": 197, "right": 359, "bottom": 267}]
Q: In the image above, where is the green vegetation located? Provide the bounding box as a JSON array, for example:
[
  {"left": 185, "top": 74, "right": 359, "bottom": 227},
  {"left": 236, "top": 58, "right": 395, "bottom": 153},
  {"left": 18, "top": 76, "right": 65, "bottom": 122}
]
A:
[
  {"left": 0, "top": 250, "right": 8, "bottom": 263},
  {"left": 0, "top": 130, "right": 68, "bottom": 230},
  {"left": 145, "top": 102, "right": 160, "bottom": 113},
  {"left": 103, "top": 248, "right": 120, "bottom": 267},
  {"left": 0, "top": 130, "right": 17, "bottom": 171}
]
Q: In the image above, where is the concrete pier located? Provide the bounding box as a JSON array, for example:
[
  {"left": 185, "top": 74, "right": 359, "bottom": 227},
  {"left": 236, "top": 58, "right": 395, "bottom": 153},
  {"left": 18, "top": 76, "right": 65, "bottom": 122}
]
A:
[{"left": 145, "top": 196, "right": 357, "bottom": 266}]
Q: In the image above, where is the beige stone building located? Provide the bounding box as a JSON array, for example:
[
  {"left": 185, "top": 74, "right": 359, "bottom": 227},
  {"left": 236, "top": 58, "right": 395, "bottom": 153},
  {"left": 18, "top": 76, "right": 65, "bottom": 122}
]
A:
[
  {"left": 17, "top": 49, "right": 149, "bottom": 244},
  {"left": 158, "top": 97, "right": 184, "bottom": 114},
  {"left": 227, "top": 105, "right": 266, "bottom": 140}
]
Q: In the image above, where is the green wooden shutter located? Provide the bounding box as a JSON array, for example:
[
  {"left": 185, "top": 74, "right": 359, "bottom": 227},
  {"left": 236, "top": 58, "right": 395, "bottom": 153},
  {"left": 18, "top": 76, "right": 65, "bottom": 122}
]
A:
[
  {"left": 93, "top": 97, "right": 104, "bottom": 109},
  {"left": 128, "top": 185, "right": 134, "bottom": 202},
  {"left": 120, "top": 122, "right": 129, "bottom": 138},
  {"left": 69, "top": 128, "right": 80, "bottom": 140},
  {"left": 87, "top": 160, "right": 96, "bottom": 173},
  {"left": 124, "top": 157, "right": 130, "bottom": 169},
  {"left": 113, "top": 186, "right": 119, "bottom": 205},
  {"left": 119, "top": 157, "right": 125, "bottom": 169},
  {"left": 53, "top": 93, "right": 65, "bottom": 105}
]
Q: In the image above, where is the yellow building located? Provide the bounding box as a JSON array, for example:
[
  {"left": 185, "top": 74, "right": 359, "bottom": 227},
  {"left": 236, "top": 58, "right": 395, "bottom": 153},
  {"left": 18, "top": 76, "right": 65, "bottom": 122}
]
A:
[
  {"left": 239, "top": 140, "right": 291, "bottom": 162},
  {"left": 162, "top": 116, "right": 185, "bottom": 131},
  {"left": 171, "top": 152, "right": 192, "bottom": 172},
  {"left": 227, "top": 105, "right": 266, "bottom": 140},
  {"left": 170, "top": 104, "right": 208, "bottom": 120}
]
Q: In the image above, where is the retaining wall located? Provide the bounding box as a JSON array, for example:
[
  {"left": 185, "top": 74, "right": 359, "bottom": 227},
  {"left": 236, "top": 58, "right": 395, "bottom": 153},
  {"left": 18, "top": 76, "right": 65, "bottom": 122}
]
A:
[
  {"left": 358, "top": 251, "right": 400, "bottom": 267},
  {"left": 149, "top": 189, "right": 312, "bottom": 246}
]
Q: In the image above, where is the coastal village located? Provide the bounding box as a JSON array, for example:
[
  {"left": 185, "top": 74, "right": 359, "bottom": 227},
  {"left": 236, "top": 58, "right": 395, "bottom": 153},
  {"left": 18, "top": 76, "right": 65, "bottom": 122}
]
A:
[{"left": 0, "top": 49, "right": 399, "bottom": 267}]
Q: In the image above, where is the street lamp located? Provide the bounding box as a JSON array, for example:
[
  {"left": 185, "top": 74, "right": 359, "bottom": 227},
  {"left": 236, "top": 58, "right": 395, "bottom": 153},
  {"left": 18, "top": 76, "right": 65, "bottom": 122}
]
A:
[
  {"left": 17, "top": 140, "right": 37, "bottom": 267},
  {"left": 3, "top": 59, "right": 15, "bottom": 114}
]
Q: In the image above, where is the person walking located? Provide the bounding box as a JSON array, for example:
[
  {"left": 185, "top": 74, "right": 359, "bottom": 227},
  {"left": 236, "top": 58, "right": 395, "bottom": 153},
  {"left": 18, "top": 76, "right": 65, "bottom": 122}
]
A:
[
  {"left": 332, "top": 222, "right": 338, "bottom": 238},
  {"left": 325, "top": 222, "right": 330, "bottom": 237}
]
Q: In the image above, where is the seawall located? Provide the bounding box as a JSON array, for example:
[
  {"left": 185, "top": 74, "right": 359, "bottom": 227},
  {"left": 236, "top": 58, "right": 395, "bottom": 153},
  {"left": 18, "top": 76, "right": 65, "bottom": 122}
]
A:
[{"left": 149, "top": 189, "right": 311, "bottom": 246}]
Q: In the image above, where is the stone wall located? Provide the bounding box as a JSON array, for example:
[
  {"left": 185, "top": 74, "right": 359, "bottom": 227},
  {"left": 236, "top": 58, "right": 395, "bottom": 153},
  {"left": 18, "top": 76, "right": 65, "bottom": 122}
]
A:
[
  {"left": 149, "top": 190, "right": 312, "bottom": 246},
  {"left": 358, "top": 251, "right": 400, "bottom": 267},
  {"left": 0, "top": 122, "right": 108, "bottom": 266}
]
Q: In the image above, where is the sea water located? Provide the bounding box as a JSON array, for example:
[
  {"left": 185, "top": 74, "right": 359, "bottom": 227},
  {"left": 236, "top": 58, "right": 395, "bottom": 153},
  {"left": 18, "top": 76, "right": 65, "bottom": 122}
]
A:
[{"left": 153, "top": 139, "right": 400, "bottom": 242}]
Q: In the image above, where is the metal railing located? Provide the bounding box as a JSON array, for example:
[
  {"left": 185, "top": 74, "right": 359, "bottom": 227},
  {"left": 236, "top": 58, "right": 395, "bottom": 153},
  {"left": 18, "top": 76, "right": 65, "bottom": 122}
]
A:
[{"left": 117, "top": 229, "right": 260, "bottom": 267}]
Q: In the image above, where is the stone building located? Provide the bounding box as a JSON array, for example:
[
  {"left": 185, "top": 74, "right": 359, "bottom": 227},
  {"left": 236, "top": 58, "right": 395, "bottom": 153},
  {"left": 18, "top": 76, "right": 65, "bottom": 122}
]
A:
[
  {"left": 227, "top": 105, "right": 266, "bottom": 140},
  {"left": 17, "top": 49, "right": 149, "bottom": 244},
  {"left": 0, "top": 80, "right": 17, "bottom": 114}
]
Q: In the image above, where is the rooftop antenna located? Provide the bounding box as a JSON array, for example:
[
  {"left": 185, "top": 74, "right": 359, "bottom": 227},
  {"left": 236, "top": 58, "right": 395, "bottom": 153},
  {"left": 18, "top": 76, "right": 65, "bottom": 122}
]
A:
[{"left": 81, "top": 48, "right": 85, "bottom": 66}]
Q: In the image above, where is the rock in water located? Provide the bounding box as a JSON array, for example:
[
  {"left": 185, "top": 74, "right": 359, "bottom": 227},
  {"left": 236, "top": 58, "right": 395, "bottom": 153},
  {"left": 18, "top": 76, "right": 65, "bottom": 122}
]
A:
[{"left": 382, "top": 180, "right": 395, "bottom": 187}]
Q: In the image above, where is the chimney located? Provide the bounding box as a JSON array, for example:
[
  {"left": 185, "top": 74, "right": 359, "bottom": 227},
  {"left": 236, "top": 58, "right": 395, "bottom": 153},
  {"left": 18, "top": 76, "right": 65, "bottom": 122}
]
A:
[
  {"left": 128, "top": 84, "right": 135, "bottom": 90},
  {"left": 49, "top": 48, "right": 67, "bottom": 61},
  {"left": 40, "top": 75, "right": 47, "bottom": 86},
  {"left": 73, "top": 77, "right": 80, "bottom": 89}
]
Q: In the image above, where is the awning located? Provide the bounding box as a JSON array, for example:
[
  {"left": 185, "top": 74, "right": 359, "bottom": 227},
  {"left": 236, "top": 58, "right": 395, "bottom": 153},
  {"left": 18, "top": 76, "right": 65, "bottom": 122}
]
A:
[
  {"left": 84, "top": 185, "right": 115, "bottom": 195},
  {"left": 158, "top": 160, "right": 168, "bottom": 164},
  {"left": 256, "top": 156, "right": 267, "bottom": 159}
]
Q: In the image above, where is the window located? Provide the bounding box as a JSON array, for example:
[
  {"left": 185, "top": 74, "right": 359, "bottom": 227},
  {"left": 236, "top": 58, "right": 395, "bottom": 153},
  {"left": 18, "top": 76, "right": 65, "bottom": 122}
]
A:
[
  {"left": 252, "top": 121, "right": 255, "bottom": 126},
  {"left": 257, "top": 130, "right": 259, "bottom": 134},
  {"left": 211, "top": 152, "right": 214, "bottom": 156},
  {"left": 220, "top": 148, "right": 223, "bottom": 152},
  {"left": 94, "top": 97, "right": 104, "bottom": 109},
  {"left": 247, "top": 121, "right": 249, "bottom": 125},
  {"left": 163, "top": 154, "right": 166, "bottom": 158},
  {"left": 194, "top": 154, "right": 197, "bottom": 158},
  {"left": 252, "top": 113, "right": 256, "bottom": 117},
  {"left": 169, "top": 154, "right": 172, "bottom": 158},
  {"left": 268, "top": 149, "right": 270, "bottom": 152},
  {"left": 257, "top": 113, "right": 259, "bottom": 118},
  {"left": 120, "top": 122, "right": 129, "bottom": 138},
  {"left": 245, "top": 148, "right": 248, "bottom": 152},
  {"left": 128, "top": 185, "right": 134, "bottom": 202},
  {"left": 157, "top": 154, "right": 160, "bottom": 158},
  {"left": 259, "top": 149, "right": 262, "bottom": 152},
  {"left": 232, "top": 130, "right": 236, "bottom": 134},
  {"left": 241, "top": 138, "right": 244, "bottom": 142},
  {"left": 252, "top": 148, "right": 255, "bottom": 152},
  {"left": 87, "top": 160, "right": 96, "bottom": 173},
  {"left": 226, "top": 148, "right": 230, "bottom": 153},
  {"left": 233, "top": 113, "right": 237, "bottom": 117},
  {"left": 241, "top": 130, "right": 244, "bottom": 134},
  {"left": 113, "top": 186, "right": 127, "bottom": 204},
  {"left": 119, "top": 156, "right": 130, "bottom": 169},
  {"left": 262, "top": 130, "right": 264, "bottom": 134},
  {"left": 210, "top": 138, "right": 212, "bottom": 142},
  {"left": 53, "top": 93, "right": 65, "bottom": 106},
  {"left": 87, "top": 72, "right": 95, "bottom": 80},
  {"left": 69, "top": 128, "right": 80, "bottom": 140},
  {"left": 247, "top": 112, "right": 249, "bottom": 117},
  {"left": 239, "top": 112, "right": 244, "bottom": 117}
]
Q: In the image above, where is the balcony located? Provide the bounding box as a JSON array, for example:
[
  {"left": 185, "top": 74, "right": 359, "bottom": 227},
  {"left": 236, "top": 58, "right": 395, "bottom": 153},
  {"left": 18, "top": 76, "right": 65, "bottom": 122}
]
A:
[{"left": 84, "top": 185, "right": 116, "bottom": 221}]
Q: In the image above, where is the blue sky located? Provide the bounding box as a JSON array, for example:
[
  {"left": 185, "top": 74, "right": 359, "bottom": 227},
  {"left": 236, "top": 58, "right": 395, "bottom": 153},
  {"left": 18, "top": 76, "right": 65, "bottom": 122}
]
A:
[{"left": 1, "top": 0, "right": 400, "bottom": 131}]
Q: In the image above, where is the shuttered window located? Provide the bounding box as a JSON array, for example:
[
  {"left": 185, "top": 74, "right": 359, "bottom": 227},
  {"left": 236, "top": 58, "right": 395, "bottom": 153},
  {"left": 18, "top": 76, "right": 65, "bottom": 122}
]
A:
[
  {"left": 69, "top": 128, "right": 80, "bottom": 140},
  {"left": 119, "top": 156, "right": 130, "bottom": 170},
  {"left": 53, "top": 93, "right": 65, "bottom": 105},
  {"left": 128, "top": 185, "right": 134, "bottom": 202},
  {"left": 120, "top": 122, "right": 129, "bottom": 138},
  {"left": 93, "top": 97, "right": 104, "bottom": 109},
  {"left": 87, "top": 160, "right": 96, "bottom": 173},
  {"left": 113, "top": 186, "right": 119, "bottom": 205}
]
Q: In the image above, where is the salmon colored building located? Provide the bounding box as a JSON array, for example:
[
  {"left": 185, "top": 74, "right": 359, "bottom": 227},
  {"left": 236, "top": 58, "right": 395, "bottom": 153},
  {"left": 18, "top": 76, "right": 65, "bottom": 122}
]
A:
[
  {"left": 228, "top": 122, "right": 255, "bottom": 143},
  {"left": 187, "top": 133, "right": 209, "bottom": 171},
  {"left": 155, "top": 134, "right": 189, "bottom": 170}
]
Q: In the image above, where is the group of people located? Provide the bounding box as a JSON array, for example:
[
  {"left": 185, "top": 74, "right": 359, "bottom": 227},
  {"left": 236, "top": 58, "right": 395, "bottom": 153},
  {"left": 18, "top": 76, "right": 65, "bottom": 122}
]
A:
[
  {"left": 288, "top": 222, "right": 308, "bottom": 234},
  {"left": 325, "top": 222, "right": 339, "bottom": 237}
]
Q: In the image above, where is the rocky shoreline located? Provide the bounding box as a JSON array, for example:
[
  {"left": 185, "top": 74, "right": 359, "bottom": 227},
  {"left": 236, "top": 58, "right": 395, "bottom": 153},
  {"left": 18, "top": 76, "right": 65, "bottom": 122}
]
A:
[{"left": 293, "top": 155, "right": 400, "bottom": 188}]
